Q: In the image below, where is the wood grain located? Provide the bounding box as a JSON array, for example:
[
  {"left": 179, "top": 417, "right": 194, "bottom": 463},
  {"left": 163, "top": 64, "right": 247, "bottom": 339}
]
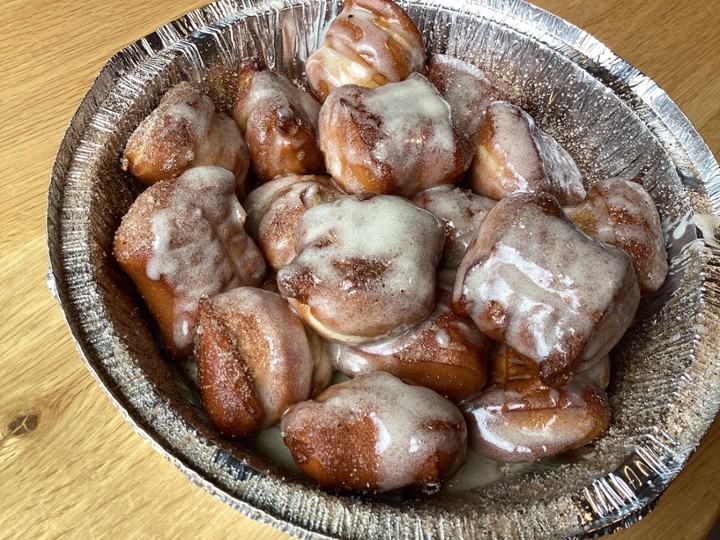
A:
[{"left": 0, "top": 0, "right": 718, "bottom": 538}]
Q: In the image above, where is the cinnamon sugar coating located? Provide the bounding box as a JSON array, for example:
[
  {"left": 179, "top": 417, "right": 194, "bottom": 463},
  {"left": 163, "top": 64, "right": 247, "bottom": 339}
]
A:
[
  {"left": 122, "top": 82, "right": 250, "bottom": 196},
  {"left": 112, "top": 166, "right": 266, "bottom": 359},
  {"left": 462, "top": 343, "right": 611, "bottom": 462},
  {"left": 243, "top": 174, "right": 340, "bottom": 271},
  {"left": 233, "top": 60, "right": 325, "bottom": 183},
  {"left": 305, "top": 0, "right": 426, "bottom": 101},
  {"left": 565, "top": 177, "right": 668, "bottom": 294},
  {"left": 281, "top": 372, "right": 467, "bottom": 493},
  {"left": 318, "top": 74, "right": 472, "bottom": 197},
  {"left": 470, "top": 100, "right": 585, "bottom": 206},
  {"left": 196, "top": 287, "right": 314, "bottom": 438},
  {"left": 276, "top": 194, "right": 444, "bottom": 343},
  {"left": 453, "top": 192, "right": 640, "bottom": 385}
]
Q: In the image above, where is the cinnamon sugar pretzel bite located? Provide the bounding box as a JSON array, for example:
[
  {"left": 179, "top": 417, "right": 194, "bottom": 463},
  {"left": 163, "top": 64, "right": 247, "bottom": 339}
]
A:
[
  {"left": 318, "top": 74, "right": 472, "bottom": 197},
  {"left": 233, "top": 60, "right": 325, "bottom": 183},
  {"left": 469, "top": 100, "right": 585, "bottom": 206},
  {"left": 564, "top": 176, "right": 668, "bottom": 294},
  {"left": 281, "top": 371, "right": 467, "bottom": 494},
  {"left": 243, "top": 174, "right": 340, "bottom": 271},
  {"left": 453, "top": 192, "right": 640, "bottom": 386},
  {"left": 196, "top": 287, "right": 314, "bottom": 438},
  {"left": 328, "top": 285, "right": 490, "bottom": 403},
  {"left": 276, "top": 193, "right": 444, "bottom": 344},
  {"left": 305, "top": 0, "right": 426, "bottom": 101},
  {"left": 413, "top": 185, "right": 496, "bottom": 268},
  {"left": 462, "top": 343, "right": 611, "bottom": 462},
  {"left": 122, "top": 82, "right": 250, "bottom": 196},
  {"left": 248, "top": 277, "right": 334, "bottom": 397},
  {"left": 113, "top": 166, "right": 266, "bottom": 359}
]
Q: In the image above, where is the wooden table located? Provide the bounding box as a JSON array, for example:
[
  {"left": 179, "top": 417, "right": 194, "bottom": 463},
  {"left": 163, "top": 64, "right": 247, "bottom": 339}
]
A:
[{"left": 1, "top": 0, "right": 718, "bottom": 538}]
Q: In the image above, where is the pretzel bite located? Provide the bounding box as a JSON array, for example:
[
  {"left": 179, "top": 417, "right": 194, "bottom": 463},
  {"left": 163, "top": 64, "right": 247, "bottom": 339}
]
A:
[
  {"left": 243, "top": 174, "right": 340, "bottom": 271},
  {"left": 113, "top": 166, "right": 266, "bottom": 359},
  {"left": 328, "top": 286, "right": 489, "bottom": 403},
  {"left": 462, "top": 343, "right": 611, "bottom": 462},
  {"left": 277, "top": 193, "right": 444, "bottom": 344},
  {"left": 319, "top": 74, "right": 472, "bottom": 197},
  {"left": 256, "top": 274, "right": 333, "bottom": 397},
  {"left": 453, "top": 192, "right": 640, "bottom": 386},
  {"left": 233, "top": 60, "right": 325, "bottom": 183},
  {"left": 196, "top": 287, "right": 313, "bottom": 437},
  {"left": 305, "top": 0, "right": 425, "bottom": 101},
  {"left": 564, "top": 177, "right": 668, "bottom": 294},
  {"left": 122, "top": 82, "right": 250, "bottom": 196},
  {"left": 413, "top": 185, "right": 496, "bottom": 268},
  {"left": 306, "top": 331, "right": 335, "bottom": 398},
  {"left": 469, "top": 100, "right": 585, "bottom": 205},
  {"left": 281, "top": 371, "right": 467, "bottom": 494},
  {"left": 427, "top": 54, "right": 513, "bottom": 139}
]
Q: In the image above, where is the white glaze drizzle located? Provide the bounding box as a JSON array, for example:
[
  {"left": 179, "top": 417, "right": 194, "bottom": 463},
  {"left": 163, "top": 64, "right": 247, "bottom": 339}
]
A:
[
  {"left": 459, "top": 196, "right": 633, "bottom": 365},
  {"left": 428, "top": 54, "right": 500, "bottom": 137},
  {"left": 320, "top": 74, "right": 465, "bottom": 196},
  {"left": 157, "top": 86, "right": 213, "bottom": 174},
  {"left": 243, "top": 175, "right": 303, "bottom": 237},
  {"left": 238, "top": 69, "right": 321, "bottom": 130},
  {"left": 462, "top": 354, "right": 609, "bottom": 462},
  {"left": 306, "top": 372, "right": 466, "bottom": 491},
  {"left": 487, "top": 101, "right": 538, "bottom": 189},
  {"left": 307, "top": 0, "right": 424, "bottom": 94},
  {"left": 413, "top": 185, "right": 496, "bottom": 267},
  {"left": 277, "top": 194, "right": 443, "bottom": 339},
  {"left": 364, "top": 74, "right": 455, "bottom": 161},
  {"left": 478, "top": 101, "right": 585, "bottom": 205},
  {"left": 145, "top": 166, "right": 264, "bottom": 350},
  {"left": 565, "top": 177, "right": 668, "bottom": 292}
]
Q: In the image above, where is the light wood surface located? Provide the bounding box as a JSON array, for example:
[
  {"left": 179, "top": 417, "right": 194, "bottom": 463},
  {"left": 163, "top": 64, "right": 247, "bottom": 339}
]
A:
[{"left": 1, "top": 0, "right": 718, "bottom": 538}]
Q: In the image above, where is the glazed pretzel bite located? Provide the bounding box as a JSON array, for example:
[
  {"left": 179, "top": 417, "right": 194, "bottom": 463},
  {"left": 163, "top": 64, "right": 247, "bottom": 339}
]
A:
[
  {"left": 453, "top": 192, "right": 640, "bottom": 386},
  {"left": 470, "top": 100, "right": 585, "bottom": 206},
  {"left": 327, "top": 285, "right": 490, "bottom": 403},
  {"left": 318, "top": 74, "right": 472, "bottom": 197},
  {"left": 249, "top": 276, "right": 334, "bottom": 398},
  {"left": 413, "top": 185, "right": 496, "bottom": 268},
  {"left": 305, "top": 0, "right": 426, "bottom": 101},
  {"left": 281, "top": 371, "right": 467, "bottom": 494},
  {"left": 276, "top": 193, "right": 444, "bottom": 344},
  {"left": 564, "top": 176, "right": 668, "bottom": 295},
  {"left": 427, "top": 54, "right": 513, "bottom": 139},
  {"left": 243, "top": 174, "right": 340, "bottom": 271},
  {"left": 195, "top": 287, "right": 314, "bottom": 438},
  {"left": 113, "top": 166, "right": 266, "bottom": 359},
  {"left": 462, "top": 343, "right": 611, "bottom": 462},
  {"left": 233, "top": 60, "right": 325, "bottom": 183},
  {"left": 122, "top": 82, "right": 250, "bottom": 196},
  {"left": 242, "top": 175, "right": 311, "bottom": 236}
]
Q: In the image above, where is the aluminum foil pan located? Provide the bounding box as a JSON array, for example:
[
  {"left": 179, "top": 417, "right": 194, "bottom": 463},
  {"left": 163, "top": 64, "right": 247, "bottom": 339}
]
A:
[{"left": 46, "top": 0, "right": 720, "bottom": 538}]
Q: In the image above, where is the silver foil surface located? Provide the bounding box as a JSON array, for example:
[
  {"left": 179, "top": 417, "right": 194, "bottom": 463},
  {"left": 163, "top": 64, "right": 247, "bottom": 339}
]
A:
[{"left": 47, "top": 0, "right": 720, "bottom": 538}]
